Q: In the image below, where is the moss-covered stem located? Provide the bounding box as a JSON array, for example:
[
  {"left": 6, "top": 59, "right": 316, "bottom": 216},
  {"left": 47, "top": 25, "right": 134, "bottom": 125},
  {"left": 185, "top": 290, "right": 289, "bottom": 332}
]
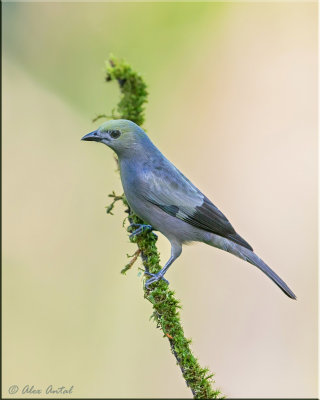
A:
[{"left": 101, "top": 55, "right": 222, "bottom": 399}]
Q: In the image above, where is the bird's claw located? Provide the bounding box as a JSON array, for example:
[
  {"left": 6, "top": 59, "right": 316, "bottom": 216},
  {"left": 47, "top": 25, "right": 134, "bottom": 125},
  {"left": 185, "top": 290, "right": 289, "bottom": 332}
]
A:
[
  {"left": 144, "top": 271, "right": 169, "bottom": 288},
  {"left": 128, "top": 224, "right": 157, "bottom": 239}
]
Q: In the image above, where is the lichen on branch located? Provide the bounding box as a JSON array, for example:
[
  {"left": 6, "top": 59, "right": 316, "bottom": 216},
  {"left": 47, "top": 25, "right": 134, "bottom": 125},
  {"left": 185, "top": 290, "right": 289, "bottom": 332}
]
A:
[{"left": 102, "top": 55, "right": 222, "bottom": 399}]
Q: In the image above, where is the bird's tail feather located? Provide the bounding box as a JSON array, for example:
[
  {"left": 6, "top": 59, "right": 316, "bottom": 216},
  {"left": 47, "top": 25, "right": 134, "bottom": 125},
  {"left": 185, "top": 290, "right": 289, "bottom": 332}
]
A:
[{"left": 219, "top": 239, "right": 296, "bottom": 299}]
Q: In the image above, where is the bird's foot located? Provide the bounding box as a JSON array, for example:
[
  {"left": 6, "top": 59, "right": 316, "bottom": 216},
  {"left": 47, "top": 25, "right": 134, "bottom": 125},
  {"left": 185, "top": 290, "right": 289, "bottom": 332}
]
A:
[
  {"left": 127, "top": 224, "right": 157, "bottom": 239},
  {"left": 144, "top": 271, "right": 169, "bottom": 289}
]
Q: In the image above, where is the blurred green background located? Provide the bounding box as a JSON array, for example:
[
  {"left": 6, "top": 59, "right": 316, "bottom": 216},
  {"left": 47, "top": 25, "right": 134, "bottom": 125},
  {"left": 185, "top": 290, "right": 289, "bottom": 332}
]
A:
[{"left": 3, "top": 2, "right": 318, "bottom": 398}]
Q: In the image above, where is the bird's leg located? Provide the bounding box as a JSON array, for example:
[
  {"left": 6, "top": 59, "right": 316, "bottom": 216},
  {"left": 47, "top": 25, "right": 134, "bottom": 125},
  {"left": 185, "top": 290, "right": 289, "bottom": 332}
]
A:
[
  {"left": 145, "top": 242, "right": 182, "bottom": 289},
  {"left": 127, "top": 223, "right": 157, "bottom": 239}
]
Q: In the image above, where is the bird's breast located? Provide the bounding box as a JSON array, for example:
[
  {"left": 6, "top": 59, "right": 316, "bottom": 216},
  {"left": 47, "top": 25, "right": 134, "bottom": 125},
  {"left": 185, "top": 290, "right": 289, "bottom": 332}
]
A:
[{"left": 119, "top": 160, "right": 152, "bottom": 223}]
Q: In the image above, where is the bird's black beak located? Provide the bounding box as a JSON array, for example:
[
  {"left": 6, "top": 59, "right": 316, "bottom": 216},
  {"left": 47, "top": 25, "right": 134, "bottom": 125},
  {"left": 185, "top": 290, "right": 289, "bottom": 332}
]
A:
[{"left": 81, "top": 130, "right": 101, "bottom": 142}]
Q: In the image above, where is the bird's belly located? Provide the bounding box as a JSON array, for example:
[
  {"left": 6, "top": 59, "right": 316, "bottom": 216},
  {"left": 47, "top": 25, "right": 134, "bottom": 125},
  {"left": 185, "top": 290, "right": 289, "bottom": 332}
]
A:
[
  {"left": 124, "top": 190, "right": 154, "bottom": 226},
  {"left": 125, "top": 190, "right": 210, "bottom": 244}
]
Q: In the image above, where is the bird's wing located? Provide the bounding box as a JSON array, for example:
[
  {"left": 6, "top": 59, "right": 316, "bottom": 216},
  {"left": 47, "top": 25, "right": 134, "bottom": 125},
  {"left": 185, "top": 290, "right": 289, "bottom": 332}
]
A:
[{"left": 139, "top": 160, "right": 253, "bottom": 251}]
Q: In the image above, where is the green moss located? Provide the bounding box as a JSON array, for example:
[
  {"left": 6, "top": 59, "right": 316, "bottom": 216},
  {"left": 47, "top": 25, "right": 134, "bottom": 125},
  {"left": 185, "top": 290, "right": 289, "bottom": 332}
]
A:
[
  {"left": 103, "top": 55, "right": 222, "bottom": 399},
  {"left": 105, "top": 55, "right": 148, "bottom": 126}
]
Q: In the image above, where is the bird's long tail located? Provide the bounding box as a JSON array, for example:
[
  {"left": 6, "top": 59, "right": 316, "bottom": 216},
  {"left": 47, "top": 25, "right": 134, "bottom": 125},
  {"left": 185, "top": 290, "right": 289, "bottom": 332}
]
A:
[{"left": 213, "top": 237, "right": 296, "bottom": 299}]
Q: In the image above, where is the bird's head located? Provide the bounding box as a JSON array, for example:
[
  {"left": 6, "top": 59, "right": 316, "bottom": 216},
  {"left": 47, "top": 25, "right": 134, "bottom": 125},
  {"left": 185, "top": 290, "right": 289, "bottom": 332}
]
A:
[{"left": 81, "top": 119, "right": 148, "bottom": 156}]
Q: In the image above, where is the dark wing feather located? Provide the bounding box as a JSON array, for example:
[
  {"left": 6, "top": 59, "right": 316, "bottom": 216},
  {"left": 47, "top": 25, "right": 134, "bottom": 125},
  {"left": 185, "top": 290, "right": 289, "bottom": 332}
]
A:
[
  {"left": 152, "top": 197, "right": 253, "bottom": 251},
  {"left": 139, "top": 158, "right": 253, "bottom": 251},
  {"left": 188, "top": 197, "right": 253, "bottom": 250}
]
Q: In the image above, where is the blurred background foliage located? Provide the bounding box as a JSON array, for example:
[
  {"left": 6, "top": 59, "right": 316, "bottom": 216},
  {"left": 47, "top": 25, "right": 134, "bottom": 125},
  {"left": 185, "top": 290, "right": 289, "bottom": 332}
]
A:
[
  {"left": 3, "top": 2, "right": 318, "bottom": 399},
  {"left": 3, "top": 3, "right": 224, "bottom": 120}
]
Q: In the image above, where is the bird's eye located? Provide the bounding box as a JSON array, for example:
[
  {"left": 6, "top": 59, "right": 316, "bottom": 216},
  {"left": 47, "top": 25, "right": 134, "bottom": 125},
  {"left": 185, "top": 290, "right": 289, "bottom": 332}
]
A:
[{"left": 109, "top": 130, "right": 121, "bottom": 139}]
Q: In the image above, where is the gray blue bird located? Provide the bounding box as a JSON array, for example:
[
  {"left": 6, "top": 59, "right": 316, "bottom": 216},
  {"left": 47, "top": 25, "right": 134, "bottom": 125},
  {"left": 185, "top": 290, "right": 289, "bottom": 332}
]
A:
[{"left": 82, "top": 119, "right": 296, "bottom": 299}]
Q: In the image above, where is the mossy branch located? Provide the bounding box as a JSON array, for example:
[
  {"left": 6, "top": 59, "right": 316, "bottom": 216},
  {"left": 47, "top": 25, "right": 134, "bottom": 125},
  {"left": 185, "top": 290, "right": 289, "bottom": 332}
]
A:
[{"left": 101, "top": 55, "right": 222, "bottom": 399}]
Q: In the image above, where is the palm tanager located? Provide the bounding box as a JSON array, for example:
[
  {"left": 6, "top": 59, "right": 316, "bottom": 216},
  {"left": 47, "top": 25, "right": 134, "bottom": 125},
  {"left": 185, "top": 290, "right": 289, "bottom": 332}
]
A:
[{"left": 82, "top": 119, "right": 296, "bottom": 299}]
